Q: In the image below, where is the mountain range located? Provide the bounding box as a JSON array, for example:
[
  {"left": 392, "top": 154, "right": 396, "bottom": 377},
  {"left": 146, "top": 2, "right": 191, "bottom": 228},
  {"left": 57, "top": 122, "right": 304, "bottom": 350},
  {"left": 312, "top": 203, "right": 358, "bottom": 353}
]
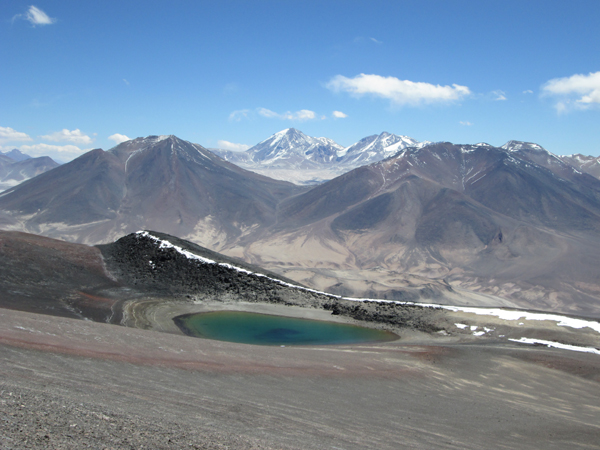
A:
[
  {"left": 228, "top": 140, "right": 600, "bottom": 315},
  {"left": 1, "top": 133, "right": 600, "bottom": 315},
  {"left": 0, "top": 135, "right": 304, "bottom": 245},
  {"left": 210, "top": 128, "right": 429, "bottom": 184},
  {"left": 0, "top": 149, "right": 59, "bottom": 192}
]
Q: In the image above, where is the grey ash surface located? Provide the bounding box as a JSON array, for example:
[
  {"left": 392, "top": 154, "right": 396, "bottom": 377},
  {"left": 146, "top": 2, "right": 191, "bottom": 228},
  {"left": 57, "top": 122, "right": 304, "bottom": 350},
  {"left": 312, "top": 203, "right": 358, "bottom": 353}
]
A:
[
  {"left": 0, "top": 385, "right": 281, "bottom": 450},
  {"left": 1, "top": 309, "right": 599, "bottom": 450}
]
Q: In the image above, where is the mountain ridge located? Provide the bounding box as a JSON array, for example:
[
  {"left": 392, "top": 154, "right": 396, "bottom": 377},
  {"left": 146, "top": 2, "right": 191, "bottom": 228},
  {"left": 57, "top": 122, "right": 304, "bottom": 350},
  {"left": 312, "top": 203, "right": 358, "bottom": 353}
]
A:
[
  {"left": 210, "top": 128, "right": 429, "bottom": 184},
  {"left": 0, "top": 135, "right": 305, "bottom": 246},
  {"left": 2, "top": 134, "right": 600, "bottom": 314},
  {"left": 0, "top": 151, "right": 59, "bottom": 192}
]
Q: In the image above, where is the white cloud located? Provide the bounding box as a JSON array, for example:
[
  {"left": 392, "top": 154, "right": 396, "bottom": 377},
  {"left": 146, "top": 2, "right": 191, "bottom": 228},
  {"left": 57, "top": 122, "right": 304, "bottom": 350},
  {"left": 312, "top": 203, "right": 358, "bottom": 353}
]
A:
[
  {"left": 257, "top": 108, "right": 279, "bottom": 119},
  {"left": 123, "top": 79, "right": 130, "bottom": 86},
  {"left": 287, "top": 110, "right": 316, "bottom": 121},
  {"left": 0, "top": 126, "right": 33, "bottom": 143},
  {"left": 460, "top": 121, "right": 473, "bottom": 126},
  {"left": 370, "top": 37, "right": 382, "bottom": 44},
  {"left": 326, "top": 73, "right": 471, "bottom": 106},
  {"left": 230, "top": 108, "right": 319, "bottom": 122},
  {"left": 493, "top": 90, "right": 507, "bottom": 101},
  {"left": 229, "top": 109, "right": 251, "bottom": 121},
  {"left": 40, "top": 129, "right": 93, "bottom": 145},
  {"left": 19, "top": 143, "right": 85, "bottom": 157},
  {"left": 257, "top": 108, "right": 317, "bottom": 121},
  {"left": 13, "top": 6, "right": 55, "bottom": 26},
  {"left": 332, "top": 111, "right": 348, "bottom": 118},
  {"left": 523, "top": 90, "right": 534, "bottom": 94},
  {"left": 542, "top": 71, "right": 600, "bottom": 112},
  {"left": 217, "top": 140, "right": 250, "bottom": 152},
  {"left": 108, "top": 133, "right": 131, "bottom": 145}
]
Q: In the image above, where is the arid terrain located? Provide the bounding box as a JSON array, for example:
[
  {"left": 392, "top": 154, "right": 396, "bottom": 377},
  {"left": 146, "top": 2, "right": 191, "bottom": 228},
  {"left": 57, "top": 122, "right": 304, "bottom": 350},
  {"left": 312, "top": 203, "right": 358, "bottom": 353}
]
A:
[
  {"left": 3, "top": 136, "right": 600, "bottom": 317},
  {"left": 1, "top": 230, "right": 599, "bottom": 448}
]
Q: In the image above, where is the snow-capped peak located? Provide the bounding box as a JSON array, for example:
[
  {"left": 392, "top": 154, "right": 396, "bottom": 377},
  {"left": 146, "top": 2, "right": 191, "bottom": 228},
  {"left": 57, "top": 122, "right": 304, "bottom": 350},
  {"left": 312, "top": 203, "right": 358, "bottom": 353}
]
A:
[
  {"left": 501, "top": 140, "right": 546, "bottom": 153},
  {"left": 246, "top": 129, "right": 343, "bottom": 165},
  {"left": 337, "top": 132, "right": 422, "bottom": 163}
]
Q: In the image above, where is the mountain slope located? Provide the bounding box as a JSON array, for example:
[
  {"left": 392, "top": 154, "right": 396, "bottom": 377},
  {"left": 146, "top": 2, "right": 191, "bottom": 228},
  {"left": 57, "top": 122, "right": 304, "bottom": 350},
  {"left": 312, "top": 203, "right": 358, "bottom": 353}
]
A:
[
  {"left": 0, "top": 135, "right": 304, "bottom": 246},
  {"left": 2, "top": 149, "right": 31, "bottom": 162},
  {"left": 559, "top": 154, "right": 600, "bottom": 180},
  {"left": 0, "top": 153, "right": 59, "bottom": 192},
  {"left": 232, "top": 141, "right": 600, "bottom": 315}
]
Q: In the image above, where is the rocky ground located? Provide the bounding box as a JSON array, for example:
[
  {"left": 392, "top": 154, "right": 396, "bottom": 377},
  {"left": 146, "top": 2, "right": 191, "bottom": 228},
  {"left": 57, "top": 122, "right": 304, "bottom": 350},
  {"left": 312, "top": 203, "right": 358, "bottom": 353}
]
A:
[
  {"left": 0, "top": 385, "right": 280, "bottom": 450},
  {"left": 1, "top": 308, "right": 600, "bottom": 449}
]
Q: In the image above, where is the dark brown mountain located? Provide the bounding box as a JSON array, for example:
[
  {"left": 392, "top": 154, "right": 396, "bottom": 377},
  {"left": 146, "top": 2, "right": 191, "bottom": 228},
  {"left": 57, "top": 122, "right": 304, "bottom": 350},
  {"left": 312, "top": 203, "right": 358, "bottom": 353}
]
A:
[
  {"left": 0, "top": 135, "right": 305, "bottom": 246},
  {"left": 236, "top": 142, "right": 600, "bottom": 315}
]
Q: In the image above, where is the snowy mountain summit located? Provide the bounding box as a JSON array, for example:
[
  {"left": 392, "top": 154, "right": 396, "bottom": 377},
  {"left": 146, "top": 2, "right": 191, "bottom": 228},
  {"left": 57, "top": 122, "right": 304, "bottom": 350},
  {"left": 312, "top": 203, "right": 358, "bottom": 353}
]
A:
[
  {"left": 337, "top": 131, "right": 428, "bottom": 166},
  {"left": 249, "top": 128, "right": 343, "bottom": 165},
  {"left": 210, "top": 129, "right": 426, "bottom": 185}
]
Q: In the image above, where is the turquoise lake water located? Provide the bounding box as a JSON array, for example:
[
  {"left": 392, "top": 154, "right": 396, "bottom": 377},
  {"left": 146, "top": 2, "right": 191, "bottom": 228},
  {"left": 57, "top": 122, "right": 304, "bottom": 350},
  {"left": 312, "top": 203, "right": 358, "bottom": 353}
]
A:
[{"left": 173, "top": 311, "right": 398, "bottom": 346}]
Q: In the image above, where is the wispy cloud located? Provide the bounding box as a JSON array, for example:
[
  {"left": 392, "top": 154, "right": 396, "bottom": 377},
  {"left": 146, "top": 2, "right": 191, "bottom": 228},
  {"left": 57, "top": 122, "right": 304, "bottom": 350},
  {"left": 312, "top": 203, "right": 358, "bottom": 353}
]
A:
[
  {"left": 13, "top": 6, "right": 56, "bottom": 26},
  {"left": 257, "top": 108, "right": 318, "bottom": 121},
  {"left": 223, "top": 82, "right": 239, "bottom": 94},
  {"left": 460, "top": 121, "right": 473, "bottom": 126},
  {"left": 123, "top": 79, "right": 130, "bottom": 86},
  {"left": 542, "top": 71, "right": 600, "bottom": 112},
  {"left": 229, "top": 109, "right": 251, "bottom": 121},
  {"left": 230, "top": 108, "right": 321, "bottom": 122},
  {"left": 353, "top": 36, "right": 383, "bottom": 45},
  {"left": 332, "top": 111, "right": 348, "bottom": 119},
  {"left": 40, "top": 129, "right": 93, "bottom": 145},
  {"left": 326, "top": 74, "right": 471, "bottom": 106},
  {"left": 217, "top": 140, "right": 250, "bottom": 152},
  {"left": 108, "top": 133, "right": 131, "bottom": 145},
  {"left": 523, "top": 90, "right": 533, "bottom": 94},
  {"left": 0, "top": 126, "right": 33, "bottom": 143},
  {"left": 493, "top": 90, "right": 507, "bottom": 101}
]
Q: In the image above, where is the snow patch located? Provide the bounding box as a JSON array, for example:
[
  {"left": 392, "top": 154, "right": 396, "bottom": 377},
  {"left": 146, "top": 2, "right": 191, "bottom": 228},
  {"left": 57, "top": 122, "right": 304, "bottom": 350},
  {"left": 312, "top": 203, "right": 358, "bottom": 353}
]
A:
[{"left": 509, "top": 338, "right": 600, "bottom": 355}]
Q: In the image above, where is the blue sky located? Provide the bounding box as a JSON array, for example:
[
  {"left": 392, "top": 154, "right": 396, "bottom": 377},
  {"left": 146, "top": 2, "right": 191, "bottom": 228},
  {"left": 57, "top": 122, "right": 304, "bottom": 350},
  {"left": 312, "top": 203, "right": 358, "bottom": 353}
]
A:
[{"left": 1, "top": 0, "right": 599, "bottom": 162}]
